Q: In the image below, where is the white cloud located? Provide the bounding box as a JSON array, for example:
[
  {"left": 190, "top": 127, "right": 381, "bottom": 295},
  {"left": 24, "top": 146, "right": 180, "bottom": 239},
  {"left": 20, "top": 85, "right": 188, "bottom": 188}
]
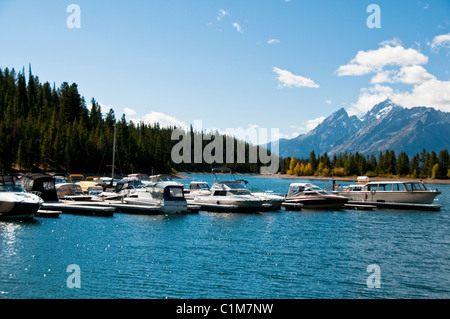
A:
[
  {"left": 337, "top": 41, "right": 450, "bottom": 116},
  {"left": 347, "top": 85, "right": 394, "bottom": 116},
  {"left": 123, "top": 107, "right": 137, "bottom": 116},
  {"left": 273, "top": 67, "right": 319, "bottom": 88},
  {"left": 349, "top": 78, "right": 450, "bottom": 116},
  {"left": 232, "top": 22, "right": 243, "bottom": 33},
  {"left": 267, "top": 38, "right": 280, "bottom": 45},
  {"left": 336, "top": 44, "right": 428, "bottom": 76},
  {"left": 131, "top": 111, "right": 188, "bottom": 130},
  {"left": 217, "top": 9, "right": 229, "bottom": 21},
  {"left": 289, "top": 116, "right": 326, "bottom": 136},
  {"left": 325, "top": 100, "right": 332, "bottom": 105},
  {"left": 393, "top": 65, "right": 436, "bottom": 84},
  {"left": 97, "top": 102, "right": 113, "bottom": 115},
  {"left": 429, "top": 33, "right": 450, "bottom": 52},
  {"left": 378, "top": 38, "right": 403, "bottom": 47},
  {"left": 305, "top": 116, "right": 326, "bottom": 131},
  {"left": 370, "top": 65, "right": 435, "bottom": 84}
]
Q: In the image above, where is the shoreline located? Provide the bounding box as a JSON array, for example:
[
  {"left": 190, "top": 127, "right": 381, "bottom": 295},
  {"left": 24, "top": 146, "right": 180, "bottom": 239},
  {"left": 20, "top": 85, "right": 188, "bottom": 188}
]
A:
[{"left": 177, "top": 172, "right": 450, "bottom": 185}]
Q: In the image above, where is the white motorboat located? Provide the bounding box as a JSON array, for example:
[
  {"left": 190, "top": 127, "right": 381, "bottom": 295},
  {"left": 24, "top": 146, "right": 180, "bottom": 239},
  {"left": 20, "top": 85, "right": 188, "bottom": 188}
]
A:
[
  {"left": 184, "top": 181, "right": 212, "bottom": 200},
  {"left": 337, "top": 177, "right": 441, "bottom": 204},
  {"left": 0, "top": 175, "right": 43, "bottom": 219},
  {"left": 190, "top": 168, "right": 274, "bottom": 212},
  {"left": 100, "top": 179, "right": 141, "bottom": 200},
  {"left": 124, "top": 181, "right": 188, "bottom": 214},
  {"left": 192, "top": 180, "right": 269, "bottom": 212},
  {"left": 240, "top": 180, "right": 285, "bottom": 211},
  {"left": 284, "top": 183, "right": 349, "bottom": 210}
]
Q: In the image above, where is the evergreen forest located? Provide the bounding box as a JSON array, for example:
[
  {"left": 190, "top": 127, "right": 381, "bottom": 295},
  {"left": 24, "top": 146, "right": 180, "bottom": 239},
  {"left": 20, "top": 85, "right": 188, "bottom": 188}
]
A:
[{"left": 1, "top": 66, "right": 449, "bottom": 179}]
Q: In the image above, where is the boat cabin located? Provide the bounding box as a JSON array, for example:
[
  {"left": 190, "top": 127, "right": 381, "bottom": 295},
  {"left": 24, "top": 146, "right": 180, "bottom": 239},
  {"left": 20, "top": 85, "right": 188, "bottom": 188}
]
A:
[
  {"left": 189, "top": 181, "right": 210, "bottom": 191},
  {"left": 137, "top": 182, "right": 187, "bottom": 202},
  {"left": 287, "top": 183, "right": 330, "bottom": 198},
  {"left": 211, "top": 180, "right": 252, "bottom": 196},
  {"left": 20, "top": 173, "right": 59, "bottom": 202},
  {"left": 345, "top": 181, "right": 431, "bottom": 192}
]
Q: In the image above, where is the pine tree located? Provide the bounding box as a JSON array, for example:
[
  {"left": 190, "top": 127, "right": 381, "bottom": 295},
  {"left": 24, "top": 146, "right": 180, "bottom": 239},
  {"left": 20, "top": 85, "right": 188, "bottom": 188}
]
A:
[{"left": 396, "top": 151, "right": 410, "bottom": 176}]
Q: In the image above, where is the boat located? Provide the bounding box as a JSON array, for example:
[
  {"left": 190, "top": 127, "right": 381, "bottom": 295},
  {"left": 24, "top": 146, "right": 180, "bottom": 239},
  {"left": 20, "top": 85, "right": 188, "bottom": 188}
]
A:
[
  {"left": 190, "top": 169, "right": 269, "bottom": 212},
  {"left": 126, "top": 173, "right": 153, "bottom": 185},
  {"left": 0, "top": 175, "right": 44, "bottom": 219},
  {"left": 337, "top": 177, "right": 441, "bottom": 204},
  {"left": 20, "top": 173, "right": 60, "bottom": 202},
  {"left": 240, "top": 179, "right": 285, "bottom": 211},
  {"left": 77, "top": 176, "right": 103, "bottom": 196},
  {"left": 283, "top": 183, "right": 349, "bottom": 210},
  {"left": 100, "top": 179, "right": 141, "bottom": 200},
  {"left": 69, "top": 174, "right": 84, "bottom": 183},
  {"left": 123, "top": 181, "right": 189, "bottom": 214},
  {"left": 192, "top": 180, "right": 269, "bottom": 212},
  {"left": 184, "top": 181, "right": 212, "bottom": 200},
  {"left": 56, "top": 183, "right": 93, "bottom": 201},
  {"left": 190, "top": 168, "right": 275, "bottom": 212}
]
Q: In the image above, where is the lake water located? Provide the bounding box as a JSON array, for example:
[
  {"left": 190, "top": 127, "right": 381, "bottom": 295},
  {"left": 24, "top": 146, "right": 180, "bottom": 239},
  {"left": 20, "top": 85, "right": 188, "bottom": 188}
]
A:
[{"left": 1, "top": 174, "right": 449, "bottom": 299}]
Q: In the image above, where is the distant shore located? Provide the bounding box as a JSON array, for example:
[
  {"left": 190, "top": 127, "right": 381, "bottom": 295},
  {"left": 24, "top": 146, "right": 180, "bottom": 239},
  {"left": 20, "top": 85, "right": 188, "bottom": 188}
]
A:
[{"left": 178, "top": 172, "right": 450, "bottom": 185}]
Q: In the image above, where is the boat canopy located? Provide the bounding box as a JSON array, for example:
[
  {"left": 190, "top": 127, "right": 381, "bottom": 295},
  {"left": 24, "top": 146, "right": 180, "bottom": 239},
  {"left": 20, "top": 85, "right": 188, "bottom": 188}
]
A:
[
  {"left": 287, "top": 183, "right": 330, "bottom": 197},
  {"left": 0, "top": 175, "right": 25, "bottom": 193},
  {"left": 20, "top": 173, "right": 59, "bottom": 202}
]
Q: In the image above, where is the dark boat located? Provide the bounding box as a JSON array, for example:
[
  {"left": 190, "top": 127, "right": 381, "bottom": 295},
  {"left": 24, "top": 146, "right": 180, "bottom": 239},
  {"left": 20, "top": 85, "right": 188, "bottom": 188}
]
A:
[
  {"left": 283, "top": 183, "right": 348, "bottom": 210},
  {"left": 20, "top": 173, "right": 59, "bottom": 202}
]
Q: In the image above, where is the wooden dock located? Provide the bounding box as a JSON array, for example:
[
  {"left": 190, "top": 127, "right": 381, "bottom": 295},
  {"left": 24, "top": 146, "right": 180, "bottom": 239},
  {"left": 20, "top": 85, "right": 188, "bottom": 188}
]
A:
[
  {"left": 41, "top": 202, "right": 115, "bottom": 217},
  {"left": 54, "top": 200, "right": 201, "bottom": 215},
  {"left": 344, "top": 203, "right": 376, "bottom": 211},
  {"left": 36, "top": 210, "right": 62, "bottom": 218},
  {"left": 346, "top": 201, "right": 441, "bottom": 211}
]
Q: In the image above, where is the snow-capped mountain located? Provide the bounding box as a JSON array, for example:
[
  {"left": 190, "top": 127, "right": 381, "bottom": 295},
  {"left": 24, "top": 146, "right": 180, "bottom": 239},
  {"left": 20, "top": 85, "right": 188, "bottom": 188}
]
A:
[{"left": 275, "top": 99, "right": 450, "bottom": 158}]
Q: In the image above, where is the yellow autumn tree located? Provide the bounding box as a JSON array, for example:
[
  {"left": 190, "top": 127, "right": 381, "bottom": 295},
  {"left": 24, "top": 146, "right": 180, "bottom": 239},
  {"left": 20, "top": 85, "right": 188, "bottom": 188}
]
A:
[
  {"left": 304, "top": 163, "right": 314, "bottom": 176},
  {"left": 287, "top": 157, "right": 298, "bottom": 175},
  {"left": 294, "top": 162, "right": 304, "bottom": 176}
]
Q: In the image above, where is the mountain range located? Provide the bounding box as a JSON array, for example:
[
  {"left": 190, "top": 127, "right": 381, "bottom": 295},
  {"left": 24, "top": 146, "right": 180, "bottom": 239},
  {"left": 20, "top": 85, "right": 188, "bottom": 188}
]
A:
[{"left": 271, "top": 99, "right": 450, "bottom": 159}]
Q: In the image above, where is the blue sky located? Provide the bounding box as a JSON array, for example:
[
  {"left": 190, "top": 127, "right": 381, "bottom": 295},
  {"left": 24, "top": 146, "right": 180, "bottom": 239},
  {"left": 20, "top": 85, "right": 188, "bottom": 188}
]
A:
[{"left": 1, "top": 0, "right": 449, "bottom": 143}]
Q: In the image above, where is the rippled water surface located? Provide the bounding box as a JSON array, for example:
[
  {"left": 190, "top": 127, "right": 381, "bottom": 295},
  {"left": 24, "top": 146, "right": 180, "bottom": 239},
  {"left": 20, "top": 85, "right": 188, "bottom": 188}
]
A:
[{"left": 1, "top": 175, "right": 449, "bottom": 299}]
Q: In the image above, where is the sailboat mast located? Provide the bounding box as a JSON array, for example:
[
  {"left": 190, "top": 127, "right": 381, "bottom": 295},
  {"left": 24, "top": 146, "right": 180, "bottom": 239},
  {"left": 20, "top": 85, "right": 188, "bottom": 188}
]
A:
[{"left": 112, "top": 123, "right": 116, "bottom": 180}]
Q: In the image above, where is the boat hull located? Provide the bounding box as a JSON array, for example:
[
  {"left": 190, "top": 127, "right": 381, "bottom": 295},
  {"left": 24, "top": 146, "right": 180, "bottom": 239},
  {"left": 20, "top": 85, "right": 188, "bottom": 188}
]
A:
[
  {"left": 124, "top": 198, "right": 188, "bottom": 214},
  {"left": 193, "top": 197, "right": 267, "bottom": 212},
  {"left": 284, "top": 196, "right": 348, "bottom": 210},
  {"left": 338, "top": 191, "right": 440, "bottom": 204},
  {"left": 0, "top": 201, "right": 41, "bottom": 219}
]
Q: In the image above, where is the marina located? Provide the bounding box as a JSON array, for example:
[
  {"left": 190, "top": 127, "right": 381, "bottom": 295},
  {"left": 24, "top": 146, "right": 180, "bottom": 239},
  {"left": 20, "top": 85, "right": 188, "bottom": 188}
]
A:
[{"left": 0, "top": 174, "right": 448, "bottom": 299}]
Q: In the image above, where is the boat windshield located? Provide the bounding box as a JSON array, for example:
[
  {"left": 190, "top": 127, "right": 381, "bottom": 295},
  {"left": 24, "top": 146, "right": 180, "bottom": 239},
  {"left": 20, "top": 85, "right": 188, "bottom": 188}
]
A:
[
  {"left": 168, "top": 187, "right": 184, "bottom": 199},
  {"left": 289, "top": 185, "right": 329, "bottom": 196},
  {"left": 223, "top": 182, "right": 247, "bottom": 190},
  {"left": 0, "top": 185, "right": 26, "bottom": 192},
  {"left": 404, "top": 183, "right": 428, "bottom": 191},
  {"left": 228, "top": 190, "right": 251, "bottom": 196},
  {"left": 191, "top": 183, "right": 210, "bottom": 191}
]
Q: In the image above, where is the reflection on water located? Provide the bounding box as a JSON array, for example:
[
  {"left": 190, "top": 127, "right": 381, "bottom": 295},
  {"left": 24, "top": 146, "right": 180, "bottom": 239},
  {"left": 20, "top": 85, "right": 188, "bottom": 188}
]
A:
[{"left": 1, "top": 222, "right": 23, "bottom": 259}]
